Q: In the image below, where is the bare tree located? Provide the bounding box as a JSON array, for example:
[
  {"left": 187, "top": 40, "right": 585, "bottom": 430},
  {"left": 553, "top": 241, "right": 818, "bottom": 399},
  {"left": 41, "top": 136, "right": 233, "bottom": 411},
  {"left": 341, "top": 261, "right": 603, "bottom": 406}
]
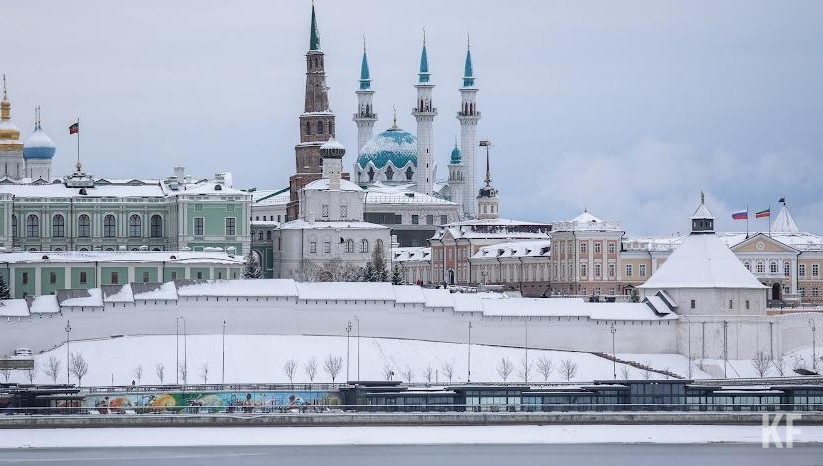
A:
[
  {"left": 26, "top": 361, "right": 38, "bottom": 383},
  {"left": 559, "top": 359, "right": 578, "bottom": 382},
  {"left": 536, "top": 356, "right": 553, "bottom": 382},
  {"left": 178, "top": 363, "right": 188, "bottom": 385},
  {"left": 303, "top": 357, "right": 318, "bottom": 383},
  {"left": 772, "top": 357, "right": 786, "bottom": 377},
  {"left": 70, "top": 353, "right": 89, "bottom": 386},
  {"left": 383, "top": 364, "right": 394, "bottom": 381},
  {"left": 401, "top": 367, "right": 415, "bottom": 383},
  {"left": 319, "top": 259, "right": 363, "bottom": 282},
  {"left": 323, "top": 354, "right": 343, "bottom": 382},
  {"left": 441, "top": 362, "right": 455, "bottom": 383},
  {"left": 132, "top": 364, "right": 143, "bottom": 386},
  {"left": 517, "top": 358, "right": 533, "bottom": 382},
  {"left": 424, "top": 365, "right": 434, "bottom": 384},
  {"left": 199, "top": 363, "right": 209, "bottom": 384},
  {"left": 751, "top": 351, "right": 771, "bottom": 378},
  {"left": 642, "top": 361, "right": 652, "bottom": 380},
  {"left": 283, "top": 359, "right": 297, "bottom": 384},
  {"left": 496, "top": 357, "right": 514, "bottom": 382},
  {"left": 155, "top": 363, "right": 166, "bottom": 385},
  {"left": 292, "top": 260, "right": 321, "bottom": 282},
  {"left": 0, "top": 367, "right": 10, "bottom": 383},
  {"left": 45, "top": 356, "right": 61, "bottom": 384},
  {"left": 619, "top": 365, "right": 631, "bottom": 380}
]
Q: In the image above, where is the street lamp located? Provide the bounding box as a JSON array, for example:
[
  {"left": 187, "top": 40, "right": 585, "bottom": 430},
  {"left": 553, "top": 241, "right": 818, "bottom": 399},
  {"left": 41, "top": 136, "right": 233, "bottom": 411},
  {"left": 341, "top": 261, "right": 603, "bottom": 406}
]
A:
[
  {"left": 175, "top": 318, "right": 179, "bottom": 384},
  {"left": 353, "top": 315, "right": 361, "bottom": 380},
  {"left": 467, "top": 321, "right": 473, "bottom": 383},
  {"left": 610, "top": 323, "right": 617, "bottom": 380},
  {"left": 810, "top": 319, "right": 818, "bottom": 371},
  {"left": 222, "top": 320, "right": 227, "bottom": 386},
  {"left": 176, "top": 316, "right": 187, "bottom": 386},
  {"left": 65, "top": 320, "right": 72, "bottom": 384},
  {"left": 524, "top": 319, "right": 529, "bottom": 383},
  {"left": 346, "top": 320, "right": 352, "bottom": 382}
]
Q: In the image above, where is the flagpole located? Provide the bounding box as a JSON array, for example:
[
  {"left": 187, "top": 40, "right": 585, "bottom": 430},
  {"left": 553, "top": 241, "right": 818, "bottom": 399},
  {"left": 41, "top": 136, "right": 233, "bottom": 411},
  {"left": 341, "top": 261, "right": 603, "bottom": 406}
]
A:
[
  {"left": 746, "top": 204, "right": 749, "bottom": 238},
  {"left": 76, "top": 117, "right": 80, "bottom": 171}
]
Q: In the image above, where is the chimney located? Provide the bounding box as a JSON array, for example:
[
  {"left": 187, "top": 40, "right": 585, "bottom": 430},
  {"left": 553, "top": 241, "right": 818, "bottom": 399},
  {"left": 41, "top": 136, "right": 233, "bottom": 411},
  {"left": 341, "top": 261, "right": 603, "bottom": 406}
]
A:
[
  {"left": 319, "top": 139, "right": 345, "bottom": 191},
  {"left": 174, "top": 166, "right": 185, "bottom": 186}
]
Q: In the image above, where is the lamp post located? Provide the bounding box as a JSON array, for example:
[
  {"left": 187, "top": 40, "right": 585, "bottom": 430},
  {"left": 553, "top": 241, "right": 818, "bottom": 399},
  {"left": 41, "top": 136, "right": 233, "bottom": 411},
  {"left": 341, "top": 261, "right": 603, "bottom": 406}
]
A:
[
  {"left": 610, "top": 323, "right": 617, "bottom": 380},
  {"left": 346, "top": 320, "right": 352, "bottom": 382},
  {"left": 176, "top": 316, "right": 187, "bottom": 387},
  {"left": 467, "top": 321, "right": 473, "bottom": 383},
  {"left": 222, "top": 320, "right": 227, "bottom": 386},
  {"left": 353, "top": 315, "right": 360, "bottom": 380},
  {"left": 65, "top": 320, "right": 72, "bottom": 384},
  {"left": 175, "top": 318, "right": 179, "bottom": 385},
  {"left": 810, "top": 319, "right": 818, "bottom": 371},
  {"left": 524, "top": 319, "right": 529, "bottom": 383}
]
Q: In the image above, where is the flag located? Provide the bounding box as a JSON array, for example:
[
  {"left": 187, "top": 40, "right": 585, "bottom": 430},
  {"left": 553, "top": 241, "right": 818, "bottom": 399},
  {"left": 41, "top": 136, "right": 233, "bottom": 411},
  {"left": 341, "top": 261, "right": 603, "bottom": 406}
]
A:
[
  {"left": 756, "top": 208, "right": 770, "bottom": 219},
  {"left": 69, "top": 122, "right": 79, "bottom": 134},
  {"left": 731, "top": 209, "right": 748, "bottom": 220},
  {"left": 778, "top": 197, "right": 785, "bottom": 204}
]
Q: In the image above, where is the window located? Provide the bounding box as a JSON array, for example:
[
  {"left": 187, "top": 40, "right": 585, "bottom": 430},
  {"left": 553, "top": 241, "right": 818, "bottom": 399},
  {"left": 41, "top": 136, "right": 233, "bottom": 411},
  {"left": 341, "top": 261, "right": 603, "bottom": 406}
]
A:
[
  {"left": 104, "top": 215, "right": 116, "bottom": 238},
  {"left": 756, "top": 261, "right": 765, "bottom": 274},
  {"left": 51, "top": 215, "right": 65, "bottom": 238},
  {"left": 266, "top": 231, "right": 272, "bottom": 240},
  {"left": 346, "top": 239, "right": 355, "bottom": 253},
  {"left": 594, "top": 264, "right": 601, "bottom": 277},
  {"left": 340, "top": 205, "right": 348, "bottom": 218},
  {"left": 217, "top": 272, "right": 223, "bottom": 279},
  {"left": 690, "top": 299, "right": 696, "bottom": 309},
  {"left": 49, "top": 272, "right": 56, "bottom": 284},
  {"left": 196, "top": 271, "right": 203, "bottom": 280},
  {"left": 580, "top": 264, "right": 587, "bottom": 277},
  {"left": 784, "top": 262, "right": 790, "bottom": 277},
  {"left": 744, "top": 261, "right": 751, "bottom": 271},
  {"left": 769, "top": 261, "right": 778, "bottom": 274},
  {"left": 225, "top": 217, "right": 236, "bottom": 236},
  {"left": 386, "top": 166, "right": 394, "bottom": 181},
  {"left": 813, "top": 287, "right": 820, "bottom": 298},
  {"left": 440, "top": 215, "right": 448, "bottom": 225},
  {"left": 129, "top": 214, "right": 142, "bottom": 237},
  {"left": 729, "top": 299, "right": 733, "bottom": 310},
  {"left": 639, "top": 264, "right": 646, "bottom": 277},
  {"left": 142, "top": 271, "right": 150, "bottom": 283},
  {"left": 26, "top": 214, "right": 39, "bottom": 237},
  {"left": 150, "top": 215, "right": 163, "bottom": 238},
  {"left": 321, "top": 204, "right": 329, "bottom": 218},
  {"left": 305, "top": 121, "right": 311, "bottom": 135},
  {"left": 317, "top": 120, "right": 324, "bottom": 134},
  {"left": 594, "top": 242, "right": 601, "bottom": 254},
  {"left": 608, "top": 263, "right": 615, "bottom": 277},
  {"left": 79, "top": 272, "right": 87, "bottom": 285},
  {"left": 580, "top": 243, "right": 587, "bottom": 254},
  {"left": 813, "top": 264, "right": 820, "bottom": 278},
  {"left": 426, "top": 215, "right": 434, "bottom": 225},
  {"left": 171, "top": 272, "right": 177, "bottom": 280},
  {"left": 194, "top": 217, "right": 204, "bottom": 236},
  {"left": 799, "top": 264, "right": 806, "bottom": 277},
  {"left": 258, "top": 231, "right": 264, "bottom": 240},
  {"left": 411, "top": 215, "right": 419, "bottom": 225},
  {"left": 78, "top": 214, "right": 91, "bottom": 238},
  {"left": 376, "top": 239, "right": 383, "bottom": 252},
  {"left": 625, "top": 264, "right": 633, "bottom": 277},
  {"left": 324, "top": 241, "right": 331, "bottom": 253},
  {"left": 608, "top": 243, "right": 616, "bottom": 254},
  {"left": 11, "top": 215, "right": 17, "bottom": 238},
  {"left": 310, "top": 241, "right": 317, "bottom": 253},
  {"left": 746, "top": 300, "right": 750, "bottom": 310},
  {"left": 22, "top": 272, "right": 28, "bottom": 284},
  {"left": 361, "top": 239, "right": 369, "bottom": 253},
  {"left": 111, "top": 272, "right": 119, "bottom": 284}
]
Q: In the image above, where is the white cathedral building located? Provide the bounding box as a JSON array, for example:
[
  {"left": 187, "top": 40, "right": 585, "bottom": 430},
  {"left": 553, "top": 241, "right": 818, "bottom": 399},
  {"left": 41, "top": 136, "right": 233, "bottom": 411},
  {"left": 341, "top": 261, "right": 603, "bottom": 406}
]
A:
[{"left": 0, "top": 78, "right": 56, "bottom": 182}]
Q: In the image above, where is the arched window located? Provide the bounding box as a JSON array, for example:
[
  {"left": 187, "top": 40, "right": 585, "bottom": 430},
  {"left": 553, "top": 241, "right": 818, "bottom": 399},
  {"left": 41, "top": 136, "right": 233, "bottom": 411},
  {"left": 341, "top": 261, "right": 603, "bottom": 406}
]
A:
[
  {"left": 317, "top": 120, "right": 324, "bottom": 134},
  {"left": 376, "top": 239, "right": 384, "bottom": 253},
  {"left": 26, "top": 214, "right": 39, "bottom": 237},
  {"left": 258, "top": 231, "right": 264, "bottom": 240},
  {"left": 756, "top": 261, "right": 765, "bottom": 274},
  {"left": 104, "top": 215, "right": 116, "bottom": 238},
  {"left": 346, "top": 239, "right": 354, "bottom": 253},
  {"left": 305, "top": 121, "right": 311, "bottom": 135},
  {"left": 52, "top": 214, "right": 65, "bottom": 238},
  {"left": 11, "top": 215, "right": 17, "bottom": 238},
  {"left": 266, "top": 231, "right": 272, "bottom": 240},
  {"left": 386, "top": 166, "right": 394, "bottom": 181},
  {"left": 405, "top": 167, "right": 413, "bottom": 180},
  {"left": 743, "top": 261, "right": 751, "bottom": 271},
  {"left": 784, "top": 262, "right": 791, "bottom": 277},
  {"left": 361, "top": 239, "right": 369, "bottom": 253},
  {"left": 769, "top": 261, "right": 778, "bottom": 274},
  {"left": 78, "top": 214, "right": 91, "bottom": 238},
  {"left": 368, "top": 167, "right": 375, "bottom": 182},
  {"left": 150, "top": 215, "right": 163, "bottom": 238},
  {"left": 129, "top": 214, "right": 142, "bottom": 237}
]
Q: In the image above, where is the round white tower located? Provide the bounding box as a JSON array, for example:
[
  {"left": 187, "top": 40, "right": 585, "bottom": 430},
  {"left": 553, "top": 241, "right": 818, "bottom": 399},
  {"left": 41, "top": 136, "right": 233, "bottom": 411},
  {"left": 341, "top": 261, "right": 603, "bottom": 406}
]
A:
[
  {"left": 412, "top": 36, "right": 436, "bottom": 195},
  {"left": 23, "top": 106, "right": 56, "bottom": 181},
  {"left": 457, "top": 41, "right": 480, "bottom": 218},
  {"left": 353, "top": 42, "right": 377, "bottom": 156}
]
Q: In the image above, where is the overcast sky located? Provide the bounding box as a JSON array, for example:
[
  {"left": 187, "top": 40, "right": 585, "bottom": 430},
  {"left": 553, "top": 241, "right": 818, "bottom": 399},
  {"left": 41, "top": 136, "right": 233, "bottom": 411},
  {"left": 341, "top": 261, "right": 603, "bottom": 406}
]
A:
[{"left": 4, "top": 0, "right": 823, "bottom": 236}]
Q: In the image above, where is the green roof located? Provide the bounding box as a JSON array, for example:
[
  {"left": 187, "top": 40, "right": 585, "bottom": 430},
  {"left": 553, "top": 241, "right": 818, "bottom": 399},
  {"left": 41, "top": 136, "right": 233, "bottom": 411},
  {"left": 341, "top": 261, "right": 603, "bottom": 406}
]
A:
[
  {"left": 418, "top": 45, "right": 430, "bottom": 83},
  {"left": 309, "top": 5, "right": 321, "bottom": 51}
]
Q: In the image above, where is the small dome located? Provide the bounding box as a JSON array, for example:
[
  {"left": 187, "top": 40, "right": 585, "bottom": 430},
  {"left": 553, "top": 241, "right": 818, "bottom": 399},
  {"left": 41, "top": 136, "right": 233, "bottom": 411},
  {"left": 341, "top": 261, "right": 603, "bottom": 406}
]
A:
[
  {"left": 478, "top": 185, "right": 497, "bottom": 198},
  {"left": 357, "top": 126, "right": 417, "bottom": 171},
  {"left": 23, "top": 126, "right": 56, "bottom": 160},
  {"left": 450, "top": 145, "right": 461, "bottom": 165}
]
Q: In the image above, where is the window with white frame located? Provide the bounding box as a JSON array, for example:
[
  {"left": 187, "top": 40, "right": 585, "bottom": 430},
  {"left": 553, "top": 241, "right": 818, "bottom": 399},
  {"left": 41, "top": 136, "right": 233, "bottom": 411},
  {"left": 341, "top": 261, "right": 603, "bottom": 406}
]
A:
[
  {"left": 744, "top": 261, "right": 751, "bottom": 271},
  {"left": 784, "top": 262, "right": 790, "bottom": 277},
  {"left": 639, "top": 264, "right": 646, "bottom": 277},
  {"left": 799, "top": 264, "right": 806, "bottom": 277},
  {"left": 625, "top": 264, "right": 633, "bottom": 277},
  {"left": 814, "top": 264, "right": 820, "bottom": 278},
  {"left": 309, "top": 241, "right": 317, "bottom": 253},
  {"left": 594, "top": 242, "right": 601, "bottom": 254},
  {"left": 194, "top": 217, "right": 204, "bottom": 236},
  {"left": 361, "top": 239, "right": 369, "bottom": 253},
  {"left": 608, "top": 263, "right": 615, "bottom": 277},
  {"left": 770, "top": 261, "right": 778, "bottom": 274},
  {"left": 324, "top": 241, "right": 331, "bottom": 253},
  {"left": 580, "top": 264, "right": 587, "bottom": 277},
  {"left": 608, "top": 242, "right": 616, "bottom": 254},
  {"left": 225, "top": 217, "right": 236, "bottom": 236},
  {"left": 340, "top": 205, "right": 347, "bottom": 218},
  {"left": 756, "top": 261, "right": 765, "bottom": 274},
  {"left": 321, "top": 205, "right": 329, "bottom": 218},
  {"left": 594, "top": 264, "right": 601, "bottom": 277},
  {"left": 580, "top": 243, "right": 587, "bottom": 254}
]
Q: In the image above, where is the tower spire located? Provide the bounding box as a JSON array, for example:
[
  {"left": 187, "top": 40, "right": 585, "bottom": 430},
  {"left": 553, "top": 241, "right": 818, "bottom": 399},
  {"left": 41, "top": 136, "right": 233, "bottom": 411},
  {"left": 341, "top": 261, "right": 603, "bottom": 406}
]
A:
[
  {"left": 2, "top": 74, "right": 6, "bottom": 101},
  {"left": 359, "top": 36, "right": 371, "bottom": 90},
  {"left": 309, "top": 1, "right": 321, "bottom": 51},
  {"left": 484, "top": 143, "right": 491, "bottom": 186},
  {"left": 463, "top": 35, "right": 475, "bottom": 88},
  {"left": 418, "top": 31, "right": 430, "bottom": 84}
]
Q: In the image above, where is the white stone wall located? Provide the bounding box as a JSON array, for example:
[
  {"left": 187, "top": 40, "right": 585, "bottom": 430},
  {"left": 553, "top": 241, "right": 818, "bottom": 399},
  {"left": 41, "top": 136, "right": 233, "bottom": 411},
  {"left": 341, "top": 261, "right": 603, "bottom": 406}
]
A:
[{"left": 643, "top": 287, "right": 768, "bottom": 316}]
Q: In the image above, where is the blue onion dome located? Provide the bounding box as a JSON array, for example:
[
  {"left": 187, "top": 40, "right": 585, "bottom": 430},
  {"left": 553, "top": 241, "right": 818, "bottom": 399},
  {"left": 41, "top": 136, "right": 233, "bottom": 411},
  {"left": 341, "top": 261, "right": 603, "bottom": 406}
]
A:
[
  {"left": 23, "top": 124, "right": 56, "bottom": 160},
  {"left": 450, "top": 144, "right": 461, "bottom": 164},
  {"left": 356, "top": 123, "right": 417, "bottom": 171}
]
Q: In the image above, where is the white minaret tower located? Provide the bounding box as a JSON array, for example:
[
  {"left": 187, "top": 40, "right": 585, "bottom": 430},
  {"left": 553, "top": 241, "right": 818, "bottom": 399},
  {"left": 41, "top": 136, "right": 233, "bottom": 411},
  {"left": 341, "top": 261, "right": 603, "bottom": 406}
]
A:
[
  {"left": 447, "top": 139, "right": 464, "bottom": 216},
  {"left": 457, "top": 38, "right": 480, "bottom": 217},
  {"left": 412, "top": 33, "right": 436, "bottom": 195},
  {"left": 353, "top": 39, "right": 377, "bottom": 155}
]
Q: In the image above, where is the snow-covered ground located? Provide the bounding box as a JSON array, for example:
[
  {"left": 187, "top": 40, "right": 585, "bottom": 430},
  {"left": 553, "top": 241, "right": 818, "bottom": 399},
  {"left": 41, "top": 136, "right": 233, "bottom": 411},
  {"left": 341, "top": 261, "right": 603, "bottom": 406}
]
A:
[
  {"left": 7, "top": 334, "right": 819, "bottom": 386},
  {"left": 10, "top": 334, "right": 685, "bottom": 386},
  {"left": 2, "top": 425, "right": 823, "bottom": 448}
]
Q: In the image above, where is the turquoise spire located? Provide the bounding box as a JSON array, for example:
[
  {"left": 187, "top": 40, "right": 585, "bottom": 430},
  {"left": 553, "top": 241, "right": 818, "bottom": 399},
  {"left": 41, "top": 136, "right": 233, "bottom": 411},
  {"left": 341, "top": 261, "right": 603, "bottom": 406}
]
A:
[
  {"left": 359, "top": 40, "right": 371, "bottom": 90},
  {"left": 309, "top": 3, "right": 321, "bottom": 51},
  {"left": 462, "top": 38, "right": 475, "bottom": 88},
  {"left": 418, "top": 31, "right": 430, "bottom": 83},
  {"left": 450, "top": 139, "right": 462, "bottom": 165}
]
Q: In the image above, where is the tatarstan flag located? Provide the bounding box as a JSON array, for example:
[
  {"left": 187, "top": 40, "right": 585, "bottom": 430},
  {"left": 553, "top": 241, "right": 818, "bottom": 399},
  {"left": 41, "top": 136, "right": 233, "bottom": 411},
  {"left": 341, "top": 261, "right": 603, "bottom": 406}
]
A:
[{"left": 755, "top": 208, "right": 770, "bottom": 219}]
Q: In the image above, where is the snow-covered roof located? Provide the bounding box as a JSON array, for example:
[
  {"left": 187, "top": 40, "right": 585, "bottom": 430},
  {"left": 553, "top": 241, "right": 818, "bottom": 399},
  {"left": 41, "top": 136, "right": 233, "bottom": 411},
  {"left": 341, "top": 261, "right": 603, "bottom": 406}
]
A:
[
  {"left": 553, "top": 210, "right": 621, "bottom": 232},
  {"left": 0, "top": 250, "right": 243, "bottom": 265},
  {"left": 102, "top": 285, "right": 134, "bottom": 303},
  {"left": 304, "top": 178, "right": 362, "bottom": 192},
  {"left": 29, "top": 295, "right": 59, "bottom": 313},
  {"left": 471, "top": 240, "right": 551, "bottom": 260},
  {"left": 393, "top": 285, "right": 426, "bottom": 304},
  {"left": 433, "top": 218, "right": 551, "bottom": 241},
  {"left": 252, "top": 188, "right": 290, "bottom": 206},
  {"left": 571, "top": 210, "right": 602, "bottom": 223},
  {"left": 639, "top": 234, "right": 767, "bottom": 290},
  {"left": 60, "top": 288, "right": 103, "bottom": 307},
  {"left": 364, "top": 183, "right": 456, "bottom": 206},
  {"left": 279, "top": 219, "right": 389, "bottom": 230},
  {"left": 0, "top": 299, "right": 29, "bottom": 317},
  {"left": 132, "top": 282, "right": 178, "bottom": 300},
  {"left": 772, "top": 204, "right": 799, "bottom": 234},
  {"left": 689, "top": 202, "right": 716, "bottom": 220},
  {"left": 392, "top": 247, "right": 431, "bottom": 263}
]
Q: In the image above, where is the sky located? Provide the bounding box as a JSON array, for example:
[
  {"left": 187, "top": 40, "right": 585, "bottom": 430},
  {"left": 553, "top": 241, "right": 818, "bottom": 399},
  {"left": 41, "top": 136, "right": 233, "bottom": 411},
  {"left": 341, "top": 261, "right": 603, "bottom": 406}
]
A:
[{"left": 3, "top": 0, "right": 823, "bottom": 236}]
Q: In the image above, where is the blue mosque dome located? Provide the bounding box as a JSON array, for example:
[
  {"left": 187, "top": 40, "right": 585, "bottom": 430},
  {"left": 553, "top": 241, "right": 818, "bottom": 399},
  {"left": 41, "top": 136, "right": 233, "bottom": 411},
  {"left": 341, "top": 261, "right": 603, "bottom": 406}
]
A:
[
  {"left": 450, "top": 144, "right": 461, "bottom": 164},
  {"left": 356, "top": 123, "right": 417, "bottom": 171},
  {"left": 23, "top": 125, "right": 56, "bottom": 160}
]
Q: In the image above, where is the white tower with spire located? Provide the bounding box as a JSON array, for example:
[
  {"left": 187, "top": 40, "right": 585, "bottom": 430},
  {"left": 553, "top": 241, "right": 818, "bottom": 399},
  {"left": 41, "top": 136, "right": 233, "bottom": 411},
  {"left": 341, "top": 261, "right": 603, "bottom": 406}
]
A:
[
  {"left": 457, "top": 38, "right": 480, "bottom": 217},
  {"left": 353, "top": 39, "right": 377, "bottom": 155},
  {"left": 412, "top": 33, "right": 436, "bottom": 195},
  {"left": 447, "top": 140, "right": 464, "bottom": 216},
  {"left": 476, "top": 143, "right": 499, "bottom": 220}
]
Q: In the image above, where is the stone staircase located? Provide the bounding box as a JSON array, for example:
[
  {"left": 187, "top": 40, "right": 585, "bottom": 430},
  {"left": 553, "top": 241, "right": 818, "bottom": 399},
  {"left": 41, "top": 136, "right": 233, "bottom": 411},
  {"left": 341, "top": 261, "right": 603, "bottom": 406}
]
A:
[{"left": 591, "top": 352, "right": 684, "bottom": 380}]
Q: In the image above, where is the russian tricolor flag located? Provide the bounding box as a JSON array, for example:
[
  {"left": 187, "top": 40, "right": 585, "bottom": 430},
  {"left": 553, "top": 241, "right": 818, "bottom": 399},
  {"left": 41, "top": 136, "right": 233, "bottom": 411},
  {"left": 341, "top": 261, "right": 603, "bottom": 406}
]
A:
[{"left": 732, "top": 209, "right": 748, "bottom": 220}]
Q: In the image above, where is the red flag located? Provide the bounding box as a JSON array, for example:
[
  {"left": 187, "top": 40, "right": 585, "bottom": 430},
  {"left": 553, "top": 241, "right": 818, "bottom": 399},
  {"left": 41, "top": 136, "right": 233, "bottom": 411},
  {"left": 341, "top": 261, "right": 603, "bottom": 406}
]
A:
[{"left": 69, "top": 122, "right": 79, "bottom": 135}]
